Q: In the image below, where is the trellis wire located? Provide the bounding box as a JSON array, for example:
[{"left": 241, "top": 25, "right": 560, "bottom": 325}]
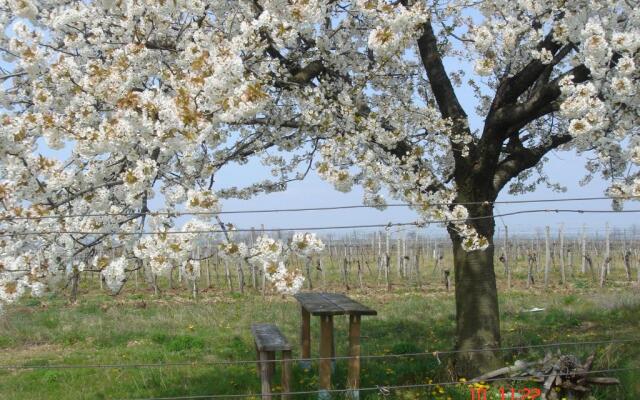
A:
[
  {"left": 3, "top": 208, "right": 640, "bottom": 237},
  {"left": 1, "top": 195, "right": 640, "bottom": 222}
]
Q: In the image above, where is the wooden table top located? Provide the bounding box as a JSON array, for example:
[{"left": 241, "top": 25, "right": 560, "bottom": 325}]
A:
[{"left": 293, "top": 292, "right": 377, "bottom": 316}]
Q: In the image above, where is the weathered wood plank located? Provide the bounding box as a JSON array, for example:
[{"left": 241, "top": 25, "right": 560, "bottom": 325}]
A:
[
  {"left": 293, "top": 292, "right": 377, "bottom": 316},
  {"left": 251, "top": 324, "right": 292, "bottom": 352},
  {"left": 294, "top": 293, "right": 344, "bottom": 315},
  {"left": 321, "top": 293, "right": 377, "bottom": 316}
]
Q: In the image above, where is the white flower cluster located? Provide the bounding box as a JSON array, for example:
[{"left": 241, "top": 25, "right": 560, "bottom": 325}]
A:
[
  {"left": 218, "top": 232, "right": 323, "bottom": 294},
  {"left": 0, "top": 277, "right": 27, "bottom": 304},
  {"left": 218, "top": 241, "right": 248, "bottom": 260},
  {"left": 180, "top": 260, "right": 201, "bottom": 282},
  {"left": 101, "top": 256, "right": 128, "bottom": 294},
  {"left": 263, "top": 261, "right": 305, "bottom": 296},
  {"left": 363, "top": 2, "right": 428, "bottom": 58},
  {"left": 0, "top": 254, "right": 54, "bottom": 306},
  {"left": 446, "top": 205, "right": 489, "bottom": 252},
  {"left": 290, "top": 232, "right": 325, "bottom": 257},
  {"left": 186, "top": 190, "right": 220, "bottom": 215}
]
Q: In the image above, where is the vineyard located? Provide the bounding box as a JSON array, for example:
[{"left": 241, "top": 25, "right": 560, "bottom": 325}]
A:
[
  {"left": 62, "top": 225, "right": 640, "bottom": 298},
  {"left": 1, "top": 225, "right": 639, "bottom": 399},
  {"left": 2, "top": 0, "right": 640, "bottom": 398}
]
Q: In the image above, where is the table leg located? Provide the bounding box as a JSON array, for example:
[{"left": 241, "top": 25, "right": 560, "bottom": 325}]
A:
[
  {"left": 347, "top": 315, "right": 361, "bottom": 399},
  {"left": 300, "top": 307, "right": 311, "bottom": 369},
  {"left": 331, "top": 323, "right": 336, "bottom": 373},
  {"left": 259, "top": 351, "right": 272, "bottom": 400},
  {"left": 281, "top": 350, "right": 292, "bottom": 400},
  {"left": 319, "top": 315, "right": 333, "bottom": 399},
  {"left": 255, "top": 343, "right": 261, "bottom": 377},
  {"left": 267, "top": 351, "right": 276, "bottom": 377}
]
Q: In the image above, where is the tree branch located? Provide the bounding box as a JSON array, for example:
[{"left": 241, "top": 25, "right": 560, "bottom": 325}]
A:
[
  {"left": 415, "top": 21, "right": 467, "bottom": 122},
  {"left": 493, "top": 134, "right": 573, "bottom": 192}
]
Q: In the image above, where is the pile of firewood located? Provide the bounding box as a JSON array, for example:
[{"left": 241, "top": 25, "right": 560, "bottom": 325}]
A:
[{"left": 471, "top": 352, "right": 620, "bottom": 399}]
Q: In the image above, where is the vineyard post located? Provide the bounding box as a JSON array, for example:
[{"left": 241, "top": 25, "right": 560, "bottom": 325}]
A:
[
  {"left": 214, "top": 248, "right": 221, "bottom": 287},
  {"left": 385, "top": 252, "right": 391, "bottom": 292},
  {"left": 559, "top": 224, "right": 566, "bottom": 286},
  {"left": 396, "top": 233, "right": 401, "bottom": 278},
  {"left": 224, "top": 259, "right": 232, "bottom": 291},
  {"left": 623, "top": 249, "right": 632, "bottom": 282},
  {"left": 567, "top": 240, "right": 573, "bottom": 278},
  {"left": 581, "top": 225, "right": 587, "bottom": 274},
  {"left": 205, "top": 251, "right": 211, "bottom": 289},
  {"left": 402, "top": 231, "right": 407, "bottom": 279},
  {"left": 635, "top": 249, "right": 640, "bottom": 284},
  {"left": 237, "top": 261, "right": 245, "bottom": 294},
  {"left": 535, "top": 230, "right": 541, "bottom": 277},
  {"left": 305, "top": 257, "right": 312, "bottom": 290},
  {"left": 544, "top": 226, "right": 550, "bottom": 288},
  {"left": 250, "top": 228, "right": 257, "bottom": 289},
  {"left": 415, "top": 244, "right": 422, "bottom": 289},
  {"left": 385, "top": 229, "right": 390, "bottom": 290},
  {"left": 503, "top": 226, "right": 510, "bottom": 290},
  {"left": 600, "top": 223, "right": 610, "bottom": 287}
]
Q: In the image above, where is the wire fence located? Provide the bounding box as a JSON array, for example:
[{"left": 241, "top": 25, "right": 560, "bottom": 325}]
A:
[
  {"left": 2, "top": 338, "right": 637, "bottom": 371},
  {"left": 125, "top": 367, "right": 640, "bottom": 399}
]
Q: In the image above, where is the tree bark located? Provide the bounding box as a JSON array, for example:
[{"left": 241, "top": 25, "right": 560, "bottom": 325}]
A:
[
  {"left": 448, "top": 191, "right": 501, "bottom": 377},
  {"left": 450, "top": 231, "right": 501, "bottom": 377}
]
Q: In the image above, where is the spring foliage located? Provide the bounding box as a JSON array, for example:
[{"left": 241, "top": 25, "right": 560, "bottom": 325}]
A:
[{"left": 0, "top": 0, "right": 639, "bottom": 306}]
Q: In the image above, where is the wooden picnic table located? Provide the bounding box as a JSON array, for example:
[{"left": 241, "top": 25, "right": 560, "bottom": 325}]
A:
[{"left": 293, "top": 292, "right": 377, "bottom": 398}]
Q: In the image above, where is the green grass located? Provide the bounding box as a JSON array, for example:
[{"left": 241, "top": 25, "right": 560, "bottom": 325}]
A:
[{"left": 0, "top": 278, "right": 639, "bottom": 400}]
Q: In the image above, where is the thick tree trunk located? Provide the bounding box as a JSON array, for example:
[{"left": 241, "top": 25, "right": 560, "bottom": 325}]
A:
[
  {"left": 450, "top": 232, "right": 501, "bottom": 377},
  {"left": 448, "top": 185, "right": 501, "bottom": 377}
]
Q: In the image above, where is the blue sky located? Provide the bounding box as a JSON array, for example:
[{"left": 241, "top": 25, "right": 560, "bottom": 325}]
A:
[
  {"left": 214, "top": 152, "right": 640, "bottom": 238},
  {"left": 4, "top": 12, "right": 639, "bottom": 239}
]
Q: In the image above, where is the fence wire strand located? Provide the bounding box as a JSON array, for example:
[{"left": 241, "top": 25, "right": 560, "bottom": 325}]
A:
[
  {"left": 1, "top": 338, "right": 637, "bottom": 371},
  {"left": 125, "top": 366, "right": 640, "bottom": 400}
]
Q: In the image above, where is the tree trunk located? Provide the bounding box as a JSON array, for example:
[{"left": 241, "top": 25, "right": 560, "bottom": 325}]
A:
[{"left": 450, "top": 228, "right": 501, "bottom": 377}]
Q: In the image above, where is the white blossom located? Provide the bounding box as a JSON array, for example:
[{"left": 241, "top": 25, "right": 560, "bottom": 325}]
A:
[{"left": 101, "top": 257, "right": 127, "bottom": 294}]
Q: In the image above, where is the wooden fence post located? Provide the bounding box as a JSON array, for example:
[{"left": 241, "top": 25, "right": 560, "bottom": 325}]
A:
[
  {"left": 504, "top": 226, "right": 511, "bottom": 289},
  {"left": 559, "top": 224, "right": 566, "bottom": 285},
  {"left": 600, "top": 223, "right": 610, "bottom": 287},
  {"left": 385, "top": 253, "right": 391, "bottom": 292},
  {"left": 581, "top": 225, "right": 587, "bottom": 274}
]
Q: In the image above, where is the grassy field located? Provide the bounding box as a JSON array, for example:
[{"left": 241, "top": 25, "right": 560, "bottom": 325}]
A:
[{"left": 0, "top": 273, "right": 639, "bottom": 400}]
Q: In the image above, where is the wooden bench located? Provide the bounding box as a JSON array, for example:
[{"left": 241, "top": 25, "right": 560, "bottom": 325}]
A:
[{"left": 251, "top": 324, "right": 292, "bottom": 399}]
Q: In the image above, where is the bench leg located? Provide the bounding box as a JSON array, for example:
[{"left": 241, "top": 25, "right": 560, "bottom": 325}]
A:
[
  {"left": 300, "top": 307, "right": 311, "bottom": 369},
  {"left": 347, "top": 315, "right": 361, "bottom": 400},
  {"left": 259, "top": 351, "right": 272, "bottom": 400},
  {"left": 281, "top": 350, "right": 292, "bottom": 400},
  {"left": 319, "top": 315, "right": 333, "bottom": 399}
]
